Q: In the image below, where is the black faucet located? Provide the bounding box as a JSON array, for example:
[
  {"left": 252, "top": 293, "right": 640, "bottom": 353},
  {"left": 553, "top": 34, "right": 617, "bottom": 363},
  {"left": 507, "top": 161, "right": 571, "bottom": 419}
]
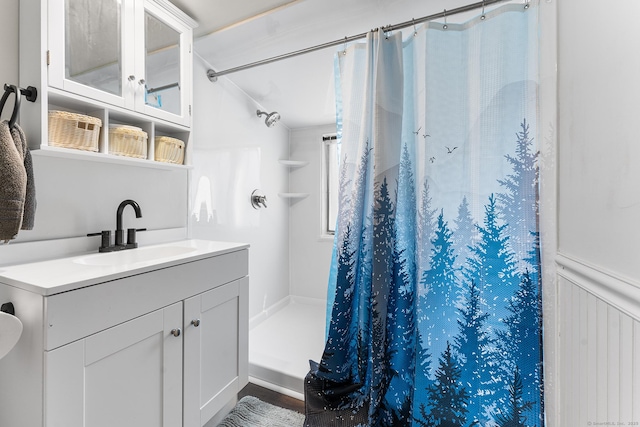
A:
[
  {"left": 88, "top": 199, "right": 145, "bottom": 252},
  {"left": 115, "top": 199, "right": 142, "bottom": 247}
]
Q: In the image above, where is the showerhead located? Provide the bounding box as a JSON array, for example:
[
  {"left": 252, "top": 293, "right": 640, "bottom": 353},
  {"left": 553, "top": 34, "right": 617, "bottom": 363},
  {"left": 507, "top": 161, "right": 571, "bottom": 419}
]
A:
[{"left": 257, "top": 110, "right": 281, "bottom": 127}]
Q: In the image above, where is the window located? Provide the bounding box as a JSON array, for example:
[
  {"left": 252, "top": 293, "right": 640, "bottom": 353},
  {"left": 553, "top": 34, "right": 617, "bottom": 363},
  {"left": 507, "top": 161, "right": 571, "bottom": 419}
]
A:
[{"left": 322, "top": 135, "right": 340, "bottom": 236}]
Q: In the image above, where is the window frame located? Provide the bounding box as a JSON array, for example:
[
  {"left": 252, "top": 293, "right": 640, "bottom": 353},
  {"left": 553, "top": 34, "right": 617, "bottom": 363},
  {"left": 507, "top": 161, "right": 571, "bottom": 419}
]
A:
[{"left": 321, "top": 134, "right": 339, "bottom": 238}]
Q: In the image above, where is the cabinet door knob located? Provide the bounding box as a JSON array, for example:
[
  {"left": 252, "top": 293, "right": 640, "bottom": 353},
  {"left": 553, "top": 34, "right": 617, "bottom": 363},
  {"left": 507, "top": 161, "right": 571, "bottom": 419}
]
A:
[
  {"left": 191, "top": 319, "right": 200, "bottom": 327},
  {"left": 170, "top": 328, "right": 181, "bottom": 337}
]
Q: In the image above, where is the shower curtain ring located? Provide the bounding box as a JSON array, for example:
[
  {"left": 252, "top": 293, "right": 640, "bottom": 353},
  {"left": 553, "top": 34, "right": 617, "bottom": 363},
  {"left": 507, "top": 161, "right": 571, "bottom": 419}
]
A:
[
  {"left": 524, "top": 0, "right": 530, "bottom": 9},
  {"left": 443, "top": 9, "right": 448, "bottom": 30},
  {"left": 481, "top": 1, "right": 486, "bottom": 20},
  {"left": 342, "top": 36, "right": 347, "bottom": 55},
  {"left": 413, "top": 18, "right": 418, "bottom": 37}
]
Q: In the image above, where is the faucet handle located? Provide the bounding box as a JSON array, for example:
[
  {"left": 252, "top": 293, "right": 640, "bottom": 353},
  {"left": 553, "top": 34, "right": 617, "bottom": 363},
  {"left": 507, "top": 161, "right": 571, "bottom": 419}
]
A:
[
  {"left": 126, "top": 228, "right": 147, "bottom": 247},
  {"left": 88, "top": 230, "right": 111, "bottom": 251}
]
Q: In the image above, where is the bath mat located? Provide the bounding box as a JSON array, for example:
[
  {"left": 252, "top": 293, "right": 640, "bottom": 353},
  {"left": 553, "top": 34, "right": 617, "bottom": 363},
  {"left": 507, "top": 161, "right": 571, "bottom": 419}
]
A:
[{"left": 217, "top": 395, "right": 305, "bottom": 427}]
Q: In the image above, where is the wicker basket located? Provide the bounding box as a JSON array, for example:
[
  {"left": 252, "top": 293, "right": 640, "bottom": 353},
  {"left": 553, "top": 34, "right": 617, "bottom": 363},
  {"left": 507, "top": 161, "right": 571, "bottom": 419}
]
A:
[
  {"left": 48, "top": 110, "right": 102, "bottom": 152},
  {"left": 154, "top": 136, "right": 185, "bottom": 165},
  {"left": 109, "top": 125, "right": 148, "bottom": 159}
]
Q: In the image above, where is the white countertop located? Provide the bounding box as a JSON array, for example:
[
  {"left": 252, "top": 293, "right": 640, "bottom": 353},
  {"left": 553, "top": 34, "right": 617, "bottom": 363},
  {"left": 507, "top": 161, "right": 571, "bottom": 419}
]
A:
[{"left": 0, "top": 240, "right": 249, "bottom": 296}]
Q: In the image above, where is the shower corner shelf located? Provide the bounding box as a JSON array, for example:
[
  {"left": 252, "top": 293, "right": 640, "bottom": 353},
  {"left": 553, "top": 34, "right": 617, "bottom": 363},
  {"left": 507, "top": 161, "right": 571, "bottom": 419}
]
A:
[
  {"left": 278, "top": 193, "right": 309, "bottom": 199},
  {"left": 279, "top": 159, "right": 309, "bottom": 167}
]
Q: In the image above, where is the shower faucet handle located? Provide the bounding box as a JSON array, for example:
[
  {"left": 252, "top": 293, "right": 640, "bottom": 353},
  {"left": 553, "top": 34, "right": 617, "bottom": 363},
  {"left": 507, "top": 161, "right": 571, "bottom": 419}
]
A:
[
  {"left": 251, "top": 190, "right": 268, "bottom": 209},
  {"left": 256, "top": 195, "right": 267, "bottom": 208}
]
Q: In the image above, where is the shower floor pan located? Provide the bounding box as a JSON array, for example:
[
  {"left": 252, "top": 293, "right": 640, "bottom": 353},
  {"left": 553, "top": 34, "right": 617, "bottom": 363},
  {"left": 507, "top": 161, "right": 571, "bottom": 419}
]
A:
[{"left": 248, "top": 297, "right": 326, "bottom": 400}]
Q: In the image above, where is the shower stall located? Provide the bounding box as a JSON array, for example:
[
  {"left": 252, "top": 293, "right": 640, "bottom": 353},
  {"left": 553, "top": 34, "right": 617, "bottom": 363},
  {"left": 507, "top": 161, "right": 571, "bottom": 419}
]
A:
[
  {"left": 189, "top": 0, "right": 549, "bottom": 409},
  {"left": 248, "top": 297, "right": 327, "bottom": 399},
  {"left": 245, "top": 124, "right": 337, "bottom": 399},
  {"left": 189, "top": 59, "right": 334, "bottom": 399}
]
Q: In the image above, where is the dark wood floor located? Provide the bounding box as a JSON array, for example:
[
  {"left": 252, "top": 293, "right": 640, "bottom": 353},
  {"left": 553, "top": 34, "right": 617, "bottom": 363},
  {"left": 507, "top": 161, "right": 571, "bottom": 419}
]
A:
[{"left": 239, "top": 382, "right": 306, "bottom": 414}]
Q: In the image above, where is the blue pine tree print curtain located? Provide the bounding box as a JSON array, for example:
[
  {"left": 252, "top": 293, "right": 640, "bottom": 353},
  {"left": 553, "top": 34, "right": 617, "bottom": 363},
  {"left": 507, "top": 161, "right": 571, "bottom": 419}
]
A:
[{"left": 305, "top": 4, "right": 542, "bottom": 427}]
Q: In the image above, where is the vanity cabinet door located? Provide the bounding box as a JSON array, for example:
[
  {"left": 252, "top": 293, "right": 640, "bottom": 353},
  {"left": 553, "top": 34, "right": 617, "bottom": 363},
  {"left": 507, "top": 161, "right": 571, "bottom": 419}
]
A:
[
  {"left": 183, "top": 277, "right": 249, "bottom": 427},
  {"left": 45, "top": 303, "right": 183, "bottom": 427}
]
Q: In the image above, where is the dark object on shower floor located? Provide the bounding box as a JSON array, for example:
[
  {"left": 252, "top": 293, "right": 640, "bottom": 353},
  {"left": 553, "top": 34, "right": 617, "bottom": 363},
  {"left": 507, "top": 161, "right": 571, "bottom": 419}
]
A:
[{"left": 303, "top": 360, "right": 370, "bottom": 426}]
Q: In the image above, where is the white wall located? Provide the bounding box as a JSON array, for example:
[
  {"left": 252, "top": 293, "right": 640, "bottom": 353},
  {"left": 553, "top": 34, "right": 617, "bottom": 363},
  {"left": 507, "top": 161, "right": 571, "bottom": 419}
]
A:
[
  {"left": 558, "top": 2, "right": 640, "bottom": 279},
  {"left": 0, "top": 0, "right": 19, "bottom": 122},
  {"left": 189, "top": 57, "right": 291, "bottom": 320},
  {"left": 289, "top": 125, "right": 334, "bottom": 301},
  {"left": 0, "top": 5, "right": 188, "bottom": 266},
  {"left": 555, "top": 0, "right": 640, "bottom": 423}
]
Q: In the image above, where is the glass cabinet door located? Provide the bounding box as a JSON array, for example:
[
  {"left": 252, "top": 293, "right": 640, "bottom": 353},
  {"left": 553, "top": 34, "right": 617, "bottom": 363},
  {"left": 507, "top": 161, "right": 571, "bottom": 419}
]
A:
[
  {"left": 136, "top": 0, "right": 192, "bottom": 126},
  {"left": 144, "top": 12, "right": 181, "bottom": 116},
  {"left": 65, "top": 0, "right": 122, "bottom": 97},
  {"left": 48, "top": 0, "right": 192, "bottom": 125},
  {"left": 49, "top": 0, "right": 133, "bottom": 108}
]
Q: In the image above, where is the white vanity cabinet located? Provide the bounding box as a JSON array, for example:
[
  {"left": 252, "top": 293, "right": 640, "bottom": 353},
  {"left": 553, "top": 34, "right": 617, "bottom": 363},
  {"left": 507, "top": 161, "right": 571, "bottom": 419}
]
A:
[
  {"left": 184, "top": 278, "right": 249, "bottom": 427},
  {"left": 0, "top": 241, "right": 249, "bottom": 427},
  {"left": 45, "top": 303, "right": 184, "bottom": 427},
  {"left": 48, "top": 0, "right": 194, "bottom": 126}
]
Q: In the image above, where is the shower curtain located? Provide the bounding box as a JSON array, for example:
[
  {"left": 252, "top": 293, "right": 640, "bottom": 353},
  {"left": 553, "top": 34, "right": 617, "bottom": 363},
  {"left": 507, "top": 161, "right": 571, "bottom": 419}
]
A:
[{"left": 305, "top": 3, "right": 541, "bottom": 427}]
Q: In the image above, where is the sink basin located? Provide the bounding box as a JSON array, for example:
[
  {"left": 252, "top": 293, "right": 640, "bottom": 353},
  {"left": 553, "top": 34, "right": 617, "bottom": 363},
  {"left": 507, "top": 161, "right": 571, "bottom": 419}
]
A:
[{"left": 74, "top": 245, "right": 198, "bottom": 267}]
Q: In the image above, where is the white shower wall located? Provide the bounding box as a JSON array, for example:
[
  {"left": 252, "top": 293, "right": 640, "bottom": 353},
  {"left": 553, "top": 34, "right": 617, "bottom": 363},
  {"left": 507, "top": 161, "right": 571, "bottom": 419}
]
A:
[
  {"left": 189, "top": 58, "right": 291, "bottom": 320},
  {"left": 289, "top": 125, "right": 335, "bottom": 302}
]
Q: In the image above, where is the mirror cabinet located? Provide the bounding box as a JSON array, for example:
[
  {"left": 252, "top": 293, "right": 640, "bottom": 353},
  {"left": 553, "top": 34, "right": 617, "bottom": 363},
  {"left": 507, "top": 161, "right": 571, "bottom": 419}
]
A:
[{"left": 20, "top": 0, "right": 196, "bottom": 167}]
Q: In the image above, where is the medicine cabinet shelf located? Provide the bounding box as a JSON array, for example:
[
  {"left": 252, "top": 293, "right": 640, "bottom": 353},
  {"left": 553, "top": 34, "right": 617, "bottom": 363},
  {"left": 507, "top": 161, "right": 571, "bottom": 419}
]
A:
[
  {"left": 29, "top": 88, "right": 192, "bottom": 168},
  {"left": 31, "top": 146, "right": 192, "bottom": 171},
  {"left": 278, "top": 160, "right": 309, "bottom": 167},
  {"left": 278, "top": 193, "right": 310, "bottom": 199}
]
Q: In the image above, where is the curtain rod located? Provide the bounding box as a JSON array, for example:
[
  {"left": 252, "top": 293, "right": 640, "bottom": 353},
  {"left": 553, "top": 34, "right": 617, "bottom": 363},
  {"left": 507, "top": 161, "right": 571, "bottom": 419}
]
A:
[{"left": 207, "top": 0, "right": 510, "bottom": 81}]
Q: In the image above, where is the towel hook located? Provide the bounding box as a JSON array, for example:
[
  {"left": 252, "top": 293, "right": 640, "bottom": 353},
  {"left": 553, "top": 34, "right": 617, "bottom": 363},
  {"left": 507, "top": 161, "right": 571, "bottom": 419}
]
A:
[
  {"left": 0, "top": 85, "right": 21, "bottom": 129},
  {"left": 0, "top": 85, "right": 36, "bottom": 129},
  {"left": 1, "top": 302, "right": 15, "bottom": 316},
  {"left": 20, "top": 86, "right": 38, "bottom": 103}
]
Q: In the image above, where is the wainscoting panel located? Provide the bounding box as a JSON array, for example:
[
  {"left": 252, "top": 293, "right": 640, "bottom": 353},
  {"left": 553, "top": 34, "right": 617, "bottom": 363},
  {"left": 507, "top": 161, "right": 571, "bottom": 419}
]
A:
[{"left": 556, "top": 255, "right": 640, "bottom": 426}]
